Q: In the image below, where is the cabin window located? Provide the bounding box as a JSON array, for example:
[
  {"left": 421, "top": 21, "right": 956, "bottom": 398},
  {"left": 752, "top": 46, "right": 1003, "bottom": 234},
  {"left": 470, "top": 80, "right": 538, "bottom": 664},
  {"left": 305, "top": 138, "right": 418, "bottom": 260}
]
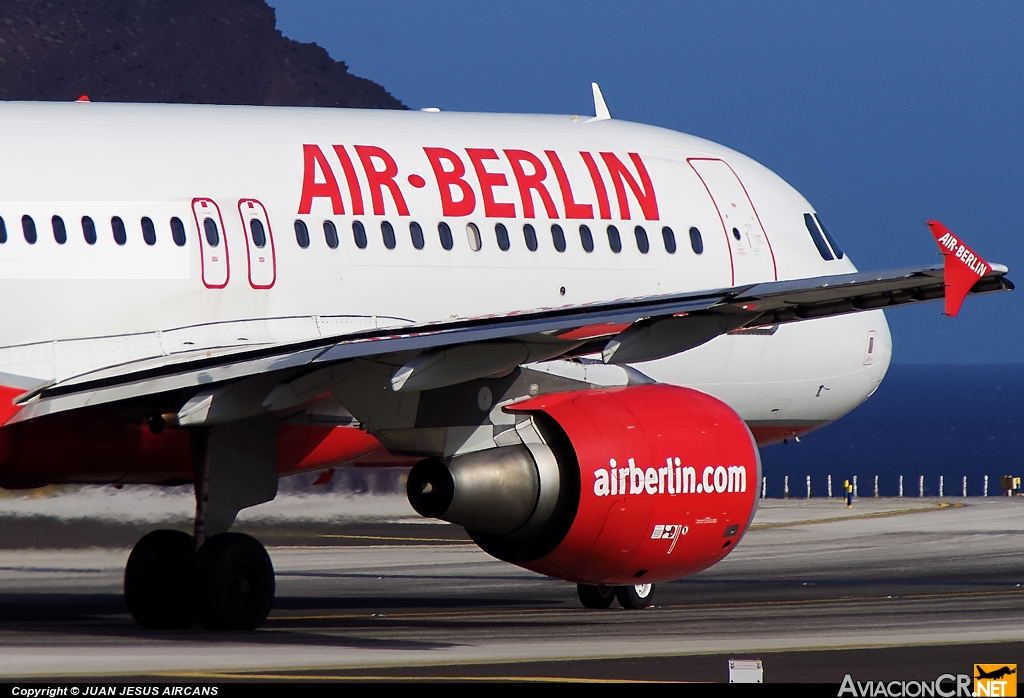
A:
[
  {"left": 323, "top": 220, "right": 338, "bottom": 249},
  {"left": 803, "top": 213, "right": 833, "bottom": 261},
  {"left": 815, "top": 214, "right": 845, "bottom": 259},
  {"left": 438, "top": 222, "right": 454, "bottom": 250},
  {"left": 250, "top": 219, "right": 268, "bottom": 248},
  {"left": 523, "top": 223, "right": 538, "bottom": 251},
  {"left": 466, "top": 222, "right": 482, "bottom": 251},
  {"left": 732, "top": 227, "right": 742, "bottom": 242},
  {"left": 204, "top": 218, "right": 221, "bottom": 247},
  {"left": 201, "top": 218, "right": 219, "bottom": 247},
  {"left": 171, "top": 215, "right": 187, "bottom": 245},
  {"left": 579, "top": 224, "right": 594, "bottom": 253},
  {"left": 83, "top": 216, "right": 97, "bottom": 245},
  {"left": 607, "top": 225, "right": 621, "bottom": 253},
  {"left": 52, "top": 216, "right": 67, "bottom": 245},
  {"left": 410, "top": 221, "right": 425, "bottom": 249},
  {"left": 21, "top": 216, "right": 35, "bottom": 244},
  {"left": 634, "top": 225, "right": 649, "bottom": 254},
  {"left": 352, "top": 220, "right": 368, "bottom": 249},
  {"left": 382, "top": 221, "right": 397, "bottom": 249},
  {"left": 141, "top": 217, "right": 156, "bottom": 246},
  {"left": 0, "top": 216, "right": 7, "bottom": 244},
  {"left": 551, "top": 224, "right": 566, "bottom": 252},
  {"left": 689, "top": 227, "right": 704, "bottom": 255},
  {"left": 662, "top": 226, "right": 677, "bottom": 254},
  {"left": 294, "top": 220, "right": 310, "bottom": 249},
  {"left": 112, "top": 216, "right": 127, "bottom": 246},
  {"left": 495, "top": 223, "right": 510, "bottom": 251}
]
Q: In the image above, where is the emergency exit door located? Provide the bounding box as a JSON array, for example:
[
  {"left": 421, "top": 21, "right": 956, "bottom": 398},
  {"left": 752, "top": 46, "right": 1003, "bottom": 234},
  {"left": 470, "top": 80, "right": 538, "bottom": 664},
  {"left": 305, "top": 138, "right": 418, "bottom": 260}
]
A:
[
  {"left": 237, "top": 198, "right": 277, "bottom": 289},
  {"left": 191, "top": 198, "right": 230, "bottom": 289}
]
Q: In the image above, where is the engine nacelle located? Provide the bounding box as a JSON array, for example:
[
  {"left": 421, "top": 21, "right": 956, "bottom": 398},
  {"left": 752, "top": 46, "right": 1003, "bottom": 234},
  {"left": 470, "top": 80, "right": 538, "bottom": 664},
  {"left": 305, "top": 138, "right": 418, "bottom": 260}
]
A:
[{"left": 406, "top": 384, "right": 760, "bottom": 585}]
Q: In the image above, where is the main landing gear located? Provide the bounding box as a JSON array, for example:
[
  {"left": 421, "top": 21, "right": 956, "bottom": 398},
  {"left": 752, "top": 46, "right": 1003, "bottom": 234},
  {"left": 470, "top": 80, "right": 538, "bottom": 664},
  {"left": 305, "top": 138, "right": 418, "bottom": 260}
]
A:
[
  {"left": 124, "top": 530, "right": 275, "bottom": 630},
  {"left": 125, "top": 415, "right": 280, "bottom": 631},
  {"left": 577, "top": 582, "right": 657, "bottom": 610},
  {"left": 124, "top": 530, "right": 194, "bottom": 629}
]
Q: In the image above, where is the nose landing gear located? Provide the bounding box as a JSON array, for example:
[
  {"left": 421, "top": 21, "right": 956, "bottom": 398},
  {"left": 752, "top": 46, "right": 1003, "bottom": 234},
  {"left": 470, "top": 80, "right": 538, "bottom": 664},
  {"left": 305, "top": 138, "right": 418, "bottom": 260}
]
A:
[
  {"left": 577, "top": 582, "right": 657, "bottom": 609},
  {"left": 577, "top": 583, "right": 616, "bottom": 609},
  {"left": 616, "top": 583, "right": 655, "bottom": 609}
]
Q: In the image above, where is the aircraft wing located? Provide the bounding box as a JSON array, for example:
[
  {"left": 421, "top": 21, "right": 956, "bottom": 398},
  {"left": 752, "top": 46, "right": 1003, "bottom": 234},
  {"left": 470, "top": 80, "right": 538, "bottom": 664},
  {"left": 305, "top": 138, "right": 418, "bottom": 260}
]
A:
[{"left": 9, "top": 228, "right": 1011, "bottom": 425}]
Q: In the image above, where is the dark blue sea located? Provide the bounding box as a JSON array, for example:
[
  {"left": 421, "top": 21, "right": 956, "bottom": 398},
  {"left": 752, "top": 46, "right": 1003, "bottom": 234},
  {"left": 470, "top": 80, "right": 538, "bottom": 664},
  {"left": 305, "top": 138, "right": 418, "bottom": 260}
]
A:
[{"left": 759, "top": 364, "right": 1024, "bottom": 498}]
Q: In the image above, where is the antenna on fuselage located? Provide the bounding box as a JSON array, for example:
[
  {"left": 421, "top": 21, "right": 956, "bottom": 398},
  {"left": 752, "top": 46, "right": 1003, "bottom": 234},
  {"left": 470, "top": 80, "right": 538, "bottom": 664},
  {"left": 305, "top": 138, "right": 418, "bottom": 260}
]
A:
[{"left": 588, "top": 82, "right": 611, "bottom": 122}]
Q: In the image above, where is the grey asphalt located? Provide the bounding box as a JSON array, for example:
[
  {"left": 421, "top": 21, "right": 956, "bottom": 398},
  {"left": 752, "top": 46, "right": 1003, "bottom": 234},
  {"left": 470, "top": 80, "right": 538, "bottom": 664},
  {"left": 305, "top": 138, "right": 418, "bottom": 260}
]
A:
[{"left": 0, "top": 494, "right": 1022, "bottom": 682}]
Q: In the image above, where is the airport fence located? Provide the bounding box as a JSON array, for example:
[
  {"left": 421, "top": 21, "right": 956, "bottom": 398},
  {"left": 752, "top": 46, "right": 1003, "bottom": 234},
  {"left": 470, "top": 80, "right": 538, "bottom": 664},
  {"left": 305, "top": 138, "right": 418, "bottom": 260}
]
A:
[{"left": 761, "top": 473, "right": 1021, "bottom": 498}]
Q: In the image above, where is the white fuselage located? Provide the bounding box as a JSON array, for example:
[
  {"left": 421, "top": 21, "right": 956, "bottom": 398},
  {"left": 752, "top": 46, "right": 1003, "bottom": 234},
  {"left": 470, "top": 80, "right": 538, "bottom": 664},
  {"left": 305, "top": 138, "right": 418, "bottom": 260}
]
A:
[{"left": 0, "top": 102, "right": 889, "bottom": 429}]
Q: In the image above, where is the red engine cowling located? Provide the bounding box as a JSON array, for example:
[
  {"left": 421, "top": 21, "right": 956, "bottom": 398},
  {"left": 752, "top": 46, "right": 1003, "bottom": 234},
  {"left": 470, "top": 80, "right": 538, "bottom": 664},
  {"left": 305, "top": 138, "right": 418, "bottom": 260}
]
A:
[{"left": 407, "top": 384, "right": 760, "bottom": 585}]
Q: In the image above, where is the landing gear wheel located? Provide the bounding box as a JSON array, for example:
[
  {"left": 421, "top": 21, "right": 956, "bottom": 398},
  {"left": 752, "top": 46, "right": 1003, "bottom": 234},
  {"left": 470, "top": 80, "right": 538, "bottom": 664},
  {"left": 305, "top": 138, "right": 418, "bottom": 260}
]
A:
[
  {"left": 124, "top": 529, "right": 196, "bottom": 629},
  {"left": 577, "top": 583, "right": 616, "bottom": 609},
  {"left": 190, "top": 532, "right": 275, "bottom": 630},
  {"left": 616, "top": 583, "right": 656, "bottom": 609}
]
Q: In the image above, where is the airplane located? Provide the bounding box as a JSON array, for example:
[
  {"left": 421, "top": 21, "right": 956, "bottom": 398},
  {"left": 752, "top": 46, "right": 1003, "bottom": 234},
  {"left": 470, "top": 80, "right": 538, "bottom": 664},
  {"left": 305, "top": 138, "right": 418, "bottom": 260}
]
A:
[
  {"left": 0, "top": 84, "right": 1009, "bottom": 630},
  {"left": 976, "top": 666, "right": 1017, "bottom": 680}
]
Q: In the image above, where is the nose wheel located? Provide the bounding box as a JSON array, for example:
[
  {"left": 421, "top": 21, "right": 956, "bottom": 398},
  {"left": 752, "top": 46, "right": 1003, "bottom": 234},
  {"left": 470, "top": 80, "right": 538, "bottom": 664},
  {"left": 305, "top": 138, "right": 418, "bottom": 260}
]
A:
[
  {"left": 577, "top": 582, "right": 656, "bottom": 609},
  {"left": 577, "top": 583, "right": 616, "bottom": 608},
  {"left": 616, "top": 583, "right": 655, "bottom": 609},
  {"left": 124, "top": 529, "right": 275, "bottom": 630}
]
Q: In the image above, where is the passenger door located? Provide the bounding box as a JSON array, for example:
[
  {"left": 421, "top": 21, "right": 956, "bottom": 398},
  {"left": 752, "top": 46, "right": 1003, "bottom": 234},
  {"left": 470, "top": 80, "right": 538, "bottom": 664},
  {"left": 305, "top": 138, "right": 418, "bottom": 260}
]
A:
[{"left": 688, "top": 158, "right": 777, "bottom": 285}]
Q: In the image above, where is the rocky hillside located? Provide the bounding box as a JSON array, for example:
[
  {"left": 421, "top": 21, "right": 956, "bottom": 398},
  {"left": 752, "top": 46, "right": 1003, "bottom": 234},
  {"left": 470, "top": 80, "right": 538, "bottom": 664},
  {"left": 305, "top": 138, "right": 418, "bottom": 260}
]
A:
[{"left": 0, "top": 0, "right": 405, "bottom": 108}]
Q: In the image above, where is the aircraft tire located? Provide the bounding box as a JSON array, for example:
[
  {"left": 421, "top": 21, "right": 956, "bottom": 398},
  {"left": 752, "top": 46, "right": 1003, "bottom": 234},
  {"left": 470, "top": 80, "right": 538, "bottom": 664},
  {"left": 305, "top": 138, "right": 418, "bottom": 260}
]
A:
[
  {"left": 190, "top": 532, "right": 275, "bottom": 630},
  {"left": 576, "top": 583, "right": 616, "bottom": 609},
  {"left": 615, "top": 583, "right": 656, "bottom": 610},
  {"left": 124, "top": 529, "right": 196, "bottom": 629}
]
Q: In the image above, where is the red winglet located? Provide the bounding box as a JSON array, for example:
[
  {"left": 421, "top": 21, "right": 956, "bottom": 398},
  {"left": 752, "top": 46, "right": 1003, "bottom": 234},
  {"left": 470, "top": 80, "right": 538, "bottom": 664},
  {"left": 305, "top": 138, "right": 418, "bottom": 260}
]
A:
[{"left": 928, "top": 220, "right": 991, "bottom": 317}]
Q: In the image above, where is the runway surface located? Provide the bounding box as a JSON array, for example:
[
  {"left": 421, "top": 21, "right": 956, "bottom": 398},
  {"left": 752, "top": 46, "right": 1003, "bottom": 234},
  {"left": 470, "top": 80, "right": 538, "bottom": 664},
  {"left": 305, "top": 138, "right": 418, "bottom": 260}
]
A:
[{"left": 0, "top": 492, "right": 1023, "bottom": 682}]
